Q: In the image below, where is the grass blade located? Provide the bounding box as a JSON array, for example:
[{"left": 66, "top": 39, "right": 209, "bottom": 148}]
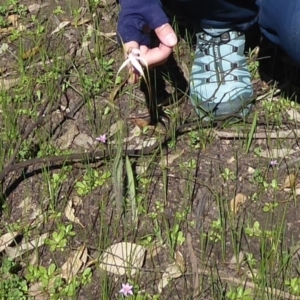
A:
[
  {"left": 246, "top": 111, "right": 258, "bottom": 153},
  {"left": 125, "top": 155, "right": 137, "bottom": 224},
  {"left": 112, "top": 126, "right": 125, "bottom": 214}
]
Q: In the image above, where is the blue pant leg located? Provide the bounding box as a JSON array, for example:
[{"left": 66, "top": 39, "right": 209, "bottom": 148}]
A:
[
  {"left": 173, "top": 0, "right": 300, "bottom": 64},
  {"left": 257, "top": 0, "right": 300, "bottom": 65}
]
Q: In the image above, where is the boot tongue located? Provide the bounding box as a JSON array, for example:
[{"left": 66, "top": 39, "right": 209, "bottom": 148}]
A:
[{"left": 202, "top": 27, "right": 230, "bottom": 37}]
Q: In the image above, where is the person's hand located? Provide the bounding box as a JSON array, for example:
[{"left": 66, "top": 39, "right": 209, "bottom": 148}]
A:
[{"left": 117, "top": 0, "right": 177, "bottom": 83}]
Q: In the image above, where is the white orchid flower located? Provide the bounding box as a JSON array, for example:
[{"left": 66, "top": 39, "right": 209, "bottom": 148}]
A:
[{"left": 117, "top": 48, "right": 148, "bottom": 82}]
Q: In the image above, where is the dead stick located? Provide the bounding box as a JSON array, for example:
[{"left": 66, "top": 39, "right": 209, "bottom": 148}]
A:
[{"left": 215, "top": 129, "right": 300, "bottom": 139}]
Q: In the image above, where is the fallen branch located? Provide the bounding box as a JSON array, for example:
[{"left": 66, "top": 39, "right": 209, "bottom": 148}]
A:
[
  {"left": 215, "top": 129, "right": 300, "bottom": 139},
  {"left": 0, "top": 115, "right": 289, "bottom": 184}
]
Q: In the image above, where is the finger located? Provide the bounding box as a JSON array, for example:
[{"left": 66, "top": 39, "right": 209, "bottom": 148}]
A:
[
  {"left": 155, "top": 23, "right": 177, "bottom": 47},
  {"left": 139, "top": 45, "right": 149, "bottom": 56},
  {"left": 140, "top": 44, "right": 172, "bottom": 67},
  {"left": 138, "top": 23, "right": 177, "bottom": 67},
  {"left": 123, "top": 41, "right": 140, "bottom": 56}
]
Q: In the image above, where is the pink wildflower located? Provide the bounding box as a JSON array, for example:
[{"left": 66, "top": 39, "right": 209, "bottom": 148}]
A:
[
  {"left": 119, "top": 283, "right": 133, "bottom": 297},
  {"left": 95, "top": 134, "right": 107, "bottom": 144}
]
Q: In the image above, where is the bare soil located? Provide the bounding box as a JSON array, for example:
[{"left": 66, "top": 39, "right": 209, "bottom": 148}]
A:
[{"left": 2, "top": 1, "right": 300, "bottom": 299}]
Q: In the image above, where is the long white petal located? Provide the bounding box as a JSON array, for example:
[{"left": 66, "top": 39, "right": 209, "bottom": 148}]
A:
[
  {"left": 131, "top": 48, "right": 141, "bottom": 55},
  {"left": 136, "top": 56, "right": 148, "bottom": 68},
  {"left": 129, "top": 57, "right": 144, "bottom": 77},
  {"left": 117, "top": 58, "right": 130, "bottom": 76}
]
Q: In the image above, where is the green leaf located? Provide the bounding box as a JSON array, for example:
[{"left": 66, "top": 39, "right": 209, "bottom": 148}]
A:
[
  {"left": 39, "top": 266, "right": 47, "bottom": 275},
  {"left": 48, "top": 263, "right": 56, "bottom": 276},
  {"left": 246, "top": 111, "right": 257, "bottom": 153},
  {"left": 58, "top": 230, "right": 65, "bottom": 241},
  {"left": 104, "top": 106, "right": 111, "bottom": 115},
  {"left": 173, "top": 224, "right": 179, "bottom": 234},
  {"left": 115, "top": 75, "right": 122, "bottom": 85},
  {"left": 107, "top": 58, "right": 115, "bottom": 65},
  {"left": 59, "top": 239, "right": 67, "bottom": 248},
  {"left": 112, "top": 126, "right": 125, "bottom": 214},
  {"left": 126, "top": 155, "right": 137, "bottom": 223},
  {"left": 75, "top": 182, "right": 85, "bottom": 188},
  {"left": 52, "top": 232, "right": 59, "bottom": 241}
]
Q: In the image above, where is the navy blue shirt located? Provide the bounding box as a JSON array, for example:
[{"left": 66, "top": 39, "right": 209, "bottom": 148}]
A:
[
  {"left": 117, "top": 0, "right": 169, "bottom": 46},
  {"left": 117, "top": 0, "right": 258, "bottom": 45}
]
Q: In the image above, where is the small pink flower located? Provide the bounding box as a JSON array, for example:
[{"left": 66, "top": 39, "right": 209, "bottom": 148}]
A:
[
  {"left": 270, "top": 160, "right": 278, "bottom": 167},
  {"left": 119, "top": 283, "right": 133, "bottom": 297},
  {"left": 95, "top": 134, "right": 107, "bottom": 144}
]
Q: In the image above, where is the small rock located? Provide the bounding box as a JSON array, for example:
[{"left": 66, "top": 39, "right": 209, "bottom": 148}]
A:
[
  {"left": 56, "top": 123, "right": 79, "bottom": 150},
  {"left": 73, "top": 133, "right": 95, "bottom": 149}
]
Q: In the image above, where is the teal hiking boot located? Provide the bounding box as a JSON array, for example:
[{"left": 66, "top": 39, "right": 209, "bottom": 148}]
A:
[{"left": 190, "top": 29, "right": 255, "bottom": 119}]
